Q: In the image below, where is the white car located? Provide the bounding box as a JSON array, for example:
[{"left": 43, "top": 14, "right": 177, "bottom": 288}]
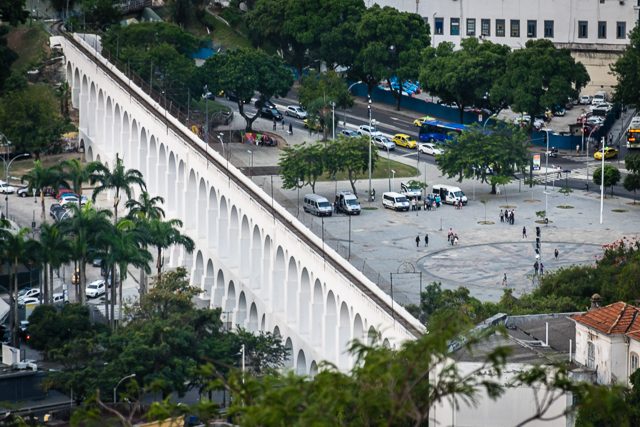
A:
[
  {"left": 86, "top": 280, "right": 106, "bottom": 298},
  {"left": 18, "top": 297, "right": 40, "bottom": 308},
  {"left": 357, "top": 125, "right": 383, "bottom": 138},
  {"left": 0, "top": 182, "right": 16, "bottom": 194},
  {"left": 589, "top": 102, "right": 612, "bottom": 113},
  {"left": 18, "top": 288, "right": 40, "bottom": 302},
  {"left": 52, "top": 292, "right": 69, "bottom": 304},
  {"left": 580, "top": 95, "right": 592, "bottom": 104},
  {"left": 285, "top": 106, "right": 307, "bottom": 119},
  {"left": 418, "top": 143, "right": 444, "bottom": 156},
  {"left": 60, "top": 195, "right": 87, "bottom": 207},
  {"left": 373, "top": 136, "right": 395, "bottom": 150}
]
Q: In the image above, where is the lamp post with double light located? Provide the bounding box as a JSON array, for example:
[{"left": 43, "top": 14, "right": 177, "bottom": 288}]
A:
[
  {"left": 247, "top": 149, "right": 253, "bottom": 180},
  {"left": 345, "top": 81, "right": 362, "bottom": 126},
  {"left": 114, "top": 374, "right": 135, "bottom": 403}
]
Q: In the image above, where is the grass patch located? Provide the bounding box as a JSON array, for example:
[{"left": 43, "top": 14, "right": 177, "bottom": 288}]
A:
[
  {"left": 557, "top": 206, "right": 574, "bottom": 209},
  {"left": 316, "top": 159, "right": 418, "bottom": 182},
  {"left": 535, "top": 220, "right": 553, "bottom": 224},
  {"left": 190, "top": 98, "right": 231, "bottom": 114},
  {"left": 181, "top": 6, "right": 252, "bottom": 50},
  {"left": 478, "top": 221, "right": 495, "bottom": 225},
  {"left": 6, "top": 24, "right": 50, "bottom": 72},
  {"left": 612, "top": 209, "right": 629, "bottom": 213},
  {"left": 361, "top": 207, "right": 378, "bottom": 210}
]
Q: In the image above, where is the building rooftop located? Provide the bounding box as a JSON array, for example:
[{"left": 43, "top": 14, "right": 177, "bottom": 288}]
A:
[{"left": 570, "top": 302, "right": 640, "bottom": 340}]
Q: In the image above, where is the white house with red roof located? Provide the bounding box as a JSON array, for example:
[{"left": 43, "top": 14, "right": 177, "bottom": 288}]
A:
[{"left": 569, "top": 294, "right": 640, "bottom": 385}]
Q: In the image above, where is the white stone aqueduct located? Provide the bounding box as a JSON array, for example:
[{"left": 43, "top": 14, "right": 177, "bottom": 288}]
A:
[{"left": 53, "top": 34, "right": 424, "bottom": 374}]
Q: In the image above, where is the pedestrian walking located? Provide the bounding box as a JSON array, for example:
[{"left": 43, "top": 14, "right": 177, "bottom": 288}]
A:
[
  {"left": 289, "top": 123, "right": 293, "bottom": 135},
  {"left": 454, "top": 234, "right": 459, "bottom": 245},
  {"left": 511, "top": 210, "right": 515, "bottom": 225},
  {"left": 540, "top": 263, "right": 544, "bottom": 275},
  {"left": 426, "top": 199, "right": 431, "bottom": 211},
  {"left": 500, "top": 209, "right": 503, "bottom": 222},
  {"left": 415, "top": 235, "right": 420, "bottom": 248},
  {"left": 576, "top": 144, "right": 580, "bottom": 155},
  {"left": 522, "top": 226, "right": 527, "bottom": 238},
  {"left": 411, "top": 198, "right": 416, "bottom": 211},
  {"left": 555, "top": 248, "right": 559, "bottom": 261},
  {"left": 282, "top": 118, "right": 285, "bottom": 130},
  {"left": 273, "top": 118, "right": 277, "bottom": 131},
  {"left": 425, "top": 234, "right": 429, "bottom": 247},
  {"left": 556, "top": 166, "right": 562, "bottom": 179},
  {"left": 502, "top": 273, "right": 507, "bottom": 286},
  {"left": 534, "top": 261, "right": 539, "bottom": 275},
  {"left": 448, "top": 228, "right": 453, "bottom": 242}
]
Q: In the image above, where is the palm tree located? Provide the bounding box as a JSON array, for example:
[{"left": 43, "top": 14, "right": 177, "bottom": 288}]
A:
[
  {"left": 61, "top": 158, "right": 102, "bottom": 199},
  {"left": 126, "top": 192, "right": 165, "bottom": 295},
  {"left": 39, "top": 223, "right": 73, "bottom": 304},
  {"left": 91, "top": 155, "right": 146, "bottom": 223},
  {"left": 148, "top": 218, "right": 195, "bottom": 278},
  {"left": 21, "top": 161, "right": 64, "bottom": 220},
  {"left": 59, "top": 202, "right": 113, "bottom": 305},
  {"left": 54, "top": 80, "right": 71, "bottom": 116}
]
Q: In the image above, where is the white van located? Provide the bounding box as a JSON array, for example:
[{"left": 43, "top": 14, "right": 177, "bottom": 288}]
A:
[
  {"left": 336, "top": 191, "right": 361, "bottom": 215},
  {"left": 432, "top": 184, "right": 468, "bottom": 205},
  {"left": 303, "top": 194, "right": 333, "bottom": 216},
  {"left": 400, "top": 182, "right": 422, "bottom": 200},
  {"left": 592, "top": 91, "right": 607, "bottom": 105},
  {"left": 382, "top": 192, "right": 410, "bottom": 211}
]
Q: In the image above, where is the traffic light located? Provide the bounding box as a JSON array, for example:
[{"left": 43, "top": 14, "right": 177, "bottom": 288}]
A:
[{"left": 584, "top": 126, "right": 589, "bottom": 134}]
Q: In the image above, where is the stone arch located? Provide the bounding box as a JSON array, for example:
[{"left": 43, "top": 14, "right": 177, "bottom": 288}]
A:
[
  {"left": 157, "top": 143, "right": 167, "bottom": 200},
  {"left": 260, "top": 314, "right": 266, "bottom": 331},
  {"left": 310, "top": 361, "right": 318, "bottom": 378},
  {"left": 204, "top": 260, "right": 214, "bottom": 299},
  {"left": 296, "top": 350, "right": 307, "bottom": 375},
  {"left": 353, "top": 314, "right": 364, "bottom": 345},
  {"left": 286, "top": 257, "right": 298, "bottom": 323},
  {"left": 299, "top": 269, "right": 311, "bottom": 335},
  {"left": 214, "top": 270, "right": 225, "bottom": 307},
  {"left": 226, "top": 281, "right": 236, "bottom": 313},
  {"left": 261, "top": 236, "right": 271, "bottom": 301},
  {"left": 130, "top": 120, "right": 139, "bottom": 170},
  {"left": 274, "top": 326, "right": 281, "bottom": 338},
  {"left": 368, "top": 326, "right": 377, "bottom": 345},
  {"left": 251, "top": 226, "right": 262, "bottom": 289},
  {"left": 138, "top": 128, "right": 148, "bottom": 180},
  {"left": 284, "top": 338, "right": 293, "bottom": 368},
  {"left": 121, "top": 112, "right": 130, "bottom": 162},
  {"left": 66, "top": 61, "right": 72, "bottom": 83},
  {"left": 228, "top": 207, "right": 239, "bottom": 268},
  {"left": 339, "top": 302, "right": 351, "bottom": 370},
  {"left": 193, "top": 251, "right": 204, "bottom": 288},
  {"left": 325, "top": 291, "right": 337, "bottom": 363},
  {"left": 248, "top": 303, "right": 258, "bottom": 332},
  {"left": 218, "top": 197, "right": 228, "bottom": 255},
  {"left": 382, "top": 338, "right": 390, "bottom": 348},
  {"left": 197, "top": 178, "right": 207, "bottom": 239},
  {"left": 272, "top": 247, "right": 285, "bottom": 312},
  {"left": 86, "top": 146, "right": 94, "bottom": 162},
  {"left": 312, "top": 280, "right": 324, "bottom": 348},
  {"left": 167, "top": 152, "right": 176, "bottom": 212},
  {"left": 104, "top": 97, "right": 113, "bottom": 154},
  {"left": 239, "top": 216, "right": 250, "bottom": 276},
  {"left": 237, "top": 292, "right": 247, "bottom": 328},
  {"left": 88, "top": 82, "right": 97, "bottom": 138},
  {"left": 147, "top": 136, "right": 157, "bottom": 193},
  {"left": 96, "top": 90, "right": 105, "bottom": 145},
  {"left": 176, "top": 160, "right": 185, "bottom": 220},
  {"left": 96, "top": 154, "right": 101, "bottom": 164},
  {"left": 208, "top": 187, "right": 217, "bottom": 249},
  {"left": 113, "top": 104, "right": 121, "bottom": 157},
  {"left": 72, "top": 67, "right": 81, "bottom": 107},
  {"left": 186, "top": 170, "right": 197, "bottom": 230}
]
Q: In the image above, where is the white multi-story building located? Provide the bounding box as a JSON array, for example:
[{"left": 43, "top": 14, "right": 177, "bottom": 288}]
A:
[{"left": 372, "top": 0, "right": 640, "bottom": 91}]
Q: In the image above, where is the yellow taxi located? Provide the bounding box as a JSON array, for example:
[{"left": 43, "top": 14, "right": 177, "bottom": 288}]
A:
[
  {"left": 393, "top": 134, "right": 417, "bottom": 149},
  {"left": 302, "top": 119, "right": 323, "bottom": 131},
  {"left": 413, "top": 116, "right": 430, "bottom": 126},
  {"left": 594, "top": 147, "right": 618, "bottom": 160}
]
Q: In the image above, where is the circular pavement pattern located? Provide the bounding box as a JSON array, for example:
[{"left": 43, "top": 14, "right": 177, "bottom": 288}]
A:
[{"left": 414, "top": 242, "right": 603, "bottom": 303}]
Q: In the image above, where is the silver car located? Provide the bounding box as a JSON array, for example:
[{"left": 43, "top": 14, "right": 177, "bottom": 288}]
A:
[
  {"left": 373, "top": 136, "right": 395, "bottom": 150},
  {"left": 285, "top": 106, "right": 307, "bottom": 119}
]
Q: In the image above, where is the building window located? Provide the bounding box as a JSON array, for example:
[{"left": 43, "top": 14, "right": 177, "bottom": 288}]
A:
[
  {"left": 435, "top": 18, "right": 444, "bottom": 35},
  {"left": 618, "top": 22, "right": 627, "bottom": 39},
  {"left": 587, "top": 342, "right": 595, "bottom": 369},
  {"left": 511, "top": 20, "right": 520, "bottom": 37},
  {"left": 544, "top": 21, "right": 554, "bottom": 38},
  {"left": 598, "top": 21, "right": 607, "bottom": 39},
  {"left": 451, "top": 18, "right": 460, "bottom": 35},
  {"left": 481, "top": 19, "right": 490, "bottom": 36},
  {"left": 423, "top": 17, "right": 428, "bottom": 25},
  {"left": 527, "top": 20, "right": 537, "bottom": 37},
  {"left": 496, "top": 19, "right": 505, "bottom": 37},
  {"left": 579, "top": 21, "right": 588, "bottom": 38},
  {"left": 632, "top": 353, "right": 639, "bottom": 372},
  {"left": 467, "top": 19, "right": 476, "bottom": 36}
]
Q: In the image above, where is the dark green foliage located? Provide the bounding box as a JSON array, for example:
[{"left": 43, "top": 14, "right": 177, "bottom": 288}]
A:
[
  {"left": 29, "top": 303, "right": 99, "bottom": 352},
  {"left": 593, "top": 165, "right": 622, "bottom": 195},
  {"left": 80, "top": 0, "right": 122, "bottom": 30},
  {"left": 0, "top": 0, "right": 28, "bottom": 26},
  {"left": 611, "top": 25, "right": 640, "bottom": 108},
  {"left": 0, "top": 27, "right": 18, "bottom": 94}
]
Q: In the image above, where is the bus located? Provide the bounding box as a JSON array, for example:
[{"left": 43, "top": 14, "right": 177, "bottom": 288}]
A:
[
  {"left": 627, "top": 116, "right": 640, "bottom": 149},
  {"left": 419, "top": 120, "right": 467, "bottom": 143}
]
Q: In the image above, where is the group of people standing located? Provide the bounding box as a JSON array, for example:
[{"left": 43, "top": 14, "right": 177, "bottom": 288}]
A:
[
  {"left": 447, "top": 228, "right": 458, "bottom": 246},
  {"left": 500, "top": 209, "right": 515, "bottom": 224}
]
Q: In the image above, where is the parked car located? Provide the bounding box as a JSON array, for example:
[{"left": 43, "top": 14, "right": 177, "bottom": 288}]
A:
[
  {"left": 52, "top": 293, "right": 69, "bottom": 305},
  {"left": 580, "top": 95, "right": 593, "bottom": 104},
  {"left": 18, "top": 297, "right": 40, "bottom": 308},
  {"left": 255, "top": 99, "right": 277, "bottom": 110},
  {"left": 0, "top": 182, "right": 16, "bottom": 194},
  {"left": 373, "top": 136, "right": 395, "bottom": 151},
  {"left": 357, "top": 125, "right": 383, "bottom": 137},
  {"left": 93, "top": 258, "right": 102, "bottom": 267},
  {"left": 86, "top": 279, "right": 106, "bottom": 298},
  {"left": 18, "top": 288, "right": 40, "bottom": 301},
  {"left": 285, "top": 106, "right": 307, "bottom": 119},
  {"left": 340, "top": 129, "right": 358, "bottom": 138},
  {"left": 50, "top": 204, "right": 65, "bottom": 219},
  {"left": 60, "top": 195, "right": 87, "bottom": 207},
  {"left": 418, "top": 143, "right": 444, "bottom": 156},
  {"left": 17, "top": 187, "right": 33, "bottom": 197},
  {"left": 260, "top": 107, "right": 283, "bottom": 121}
]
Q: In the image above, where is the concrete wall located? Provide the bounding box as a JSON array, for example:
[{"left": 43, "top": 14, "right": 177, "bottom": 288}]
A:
[{"left": 55, "top": 34, "right": 424, "bottom": 374}]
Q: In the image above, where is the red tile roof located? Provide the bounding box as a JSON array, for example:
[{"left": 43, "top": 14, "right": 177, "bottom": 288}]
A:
[{"left": 570, "top": 302, "right": 640, "bottom": 337}]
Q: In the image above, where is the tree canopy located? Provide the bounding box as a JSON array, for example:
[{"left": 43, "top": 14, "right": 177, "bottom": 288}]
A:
[
  {"left": 611, "top": 24, "right": 640, "bottom": 108},
  {"left": 593, "top": 164, "right": 622, "bottom": 196},
  {"left": 298, "top": 70, "right": 355, "bottom": 111}
]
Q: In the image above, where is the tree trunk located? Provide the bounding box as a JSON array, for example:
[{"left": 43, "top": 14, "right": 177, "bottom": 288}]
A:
[
  {"left": 43, "top": 263, "right": 48, "bottom": 305},
  {"left": 13, "top": 259, "right": 19, "bottom": 348},
  {"left": 239, "top": 103, "right": 260, "bottom": 132},
  {"left": 49, "top": 265, "right": 54, "bottom": 305},
  {"left": 157, "top": 247, "right": 162, "bottom": 277},
  {"left": 80, "top": 254, "right": 86, "bottom": 305},
  {"left": 40, "top": 190, "right": 46, "bottom": 220},
  {"left": 110, "top": 271, "right": 116, "bottom": 328},
  {"left": 139, "top": 268, "right": 145, "bottom": 297},
  {"left": 104, "top": 267, "right": 110, "bottom": 324},
  {"left": 118, "top": 278, "right": 123, "bottom": 326},
  {"left": 348, "top": 171, "right": 357, "bottom": 197},
  {"left": 491, "top": 183, "right": 497, "bottom": 194},
  {"left": 8, "top": 263, "right": 14, "bottom": 347}
]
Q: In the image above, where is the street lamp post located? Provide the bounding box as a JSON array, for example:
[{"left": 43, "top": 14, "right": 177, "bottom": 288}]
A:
[
  {"left": 331, "top": 102, "right": 335, "bottom": 141},
  {"left": 391, "top": 169, "right": 396, "bottom": 191},
  {"left": 600, "top": 137, "right": 605, "bottom": 225},
  {"left": 114, "top": 374, "right": 135, "bottom": 403},
  {"left": 368, "top": 97, "right": 372, "bottom": 204},
  {"left": 0, "top": 150, "right": 29, "bottom": 219},
  {"left": 247, "top": 149, "right": 253, "bottom": 180},
  {"left": 345, "top": 81, "right": 362, "bottom": 126},
  {"left": 544, "top": 130, "right": 550, "bottom": 190},
  {"left": 386, "top": 146, "right": 391, "bottom": 192}
]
